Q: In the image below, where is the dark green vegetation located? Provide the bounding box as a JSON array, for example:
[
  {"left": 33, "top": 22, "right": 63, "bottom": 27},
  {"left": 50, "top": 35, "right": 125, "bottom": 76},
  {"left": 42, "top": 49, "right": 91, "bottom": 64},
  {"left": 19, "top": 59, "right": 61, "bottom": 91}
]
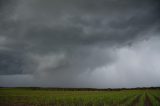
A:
[{"left": 0, "top": 88, "right": 160, "bottom": 106}]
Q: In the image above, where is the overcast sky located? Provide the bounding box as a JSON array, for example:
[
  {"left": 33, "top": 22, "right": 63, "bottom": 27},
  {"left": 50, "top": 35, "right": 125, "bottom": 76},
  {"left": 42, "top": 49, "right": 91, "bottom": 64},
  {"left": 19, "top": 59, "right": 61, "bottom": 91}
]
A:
[{"left": 0, "top": 0, "right": 160, "bottom": 88}]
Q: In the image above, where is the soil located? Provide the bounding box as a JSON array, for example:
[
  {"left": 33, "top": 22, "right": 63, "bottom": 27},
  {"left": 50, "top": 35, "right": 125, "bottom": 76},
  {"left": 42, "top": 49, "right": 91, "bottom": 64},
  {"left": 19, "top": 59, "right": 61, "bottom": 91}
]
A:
[{"left": 144, "top": 94, "right": 152, "bottom": 106}]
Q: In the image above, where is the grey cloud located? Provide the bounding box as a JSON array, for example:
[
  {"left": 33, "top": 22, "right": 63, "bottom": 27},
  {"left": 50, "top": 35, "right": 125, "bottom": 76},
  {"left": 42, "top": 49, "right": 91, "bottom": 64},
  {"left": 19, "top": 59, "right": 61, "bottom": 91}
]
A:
[
  {"left": 1, "top": 0, "right": 160, "bottom": 47},
  {"left": 0, "top": 0, "right": 160, "bottom": 88},
  {"left": 0, "top": 51, "right": 23, "bottom": 75}
]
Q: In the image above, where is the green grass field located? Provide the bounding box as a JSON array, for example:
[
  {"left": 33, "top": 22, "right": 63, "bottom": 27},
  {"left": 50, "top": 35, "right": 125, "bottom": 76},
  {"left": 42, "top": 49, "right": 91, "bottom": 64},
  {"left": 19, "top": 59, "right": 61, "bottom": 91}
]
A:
[{"left": 0, "top": 88, "right": 160, "bottom": 106}]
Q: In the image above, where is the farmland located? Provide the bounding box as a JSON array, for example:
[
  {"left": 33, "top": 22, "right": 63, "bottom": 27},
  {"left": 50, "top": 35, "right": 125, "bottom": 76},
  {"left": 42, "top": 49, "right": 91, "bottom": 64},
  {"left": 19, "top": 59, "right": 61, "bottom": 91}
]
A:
[{"left": 0, "top": 88, "right": 160, "bottom": 106}]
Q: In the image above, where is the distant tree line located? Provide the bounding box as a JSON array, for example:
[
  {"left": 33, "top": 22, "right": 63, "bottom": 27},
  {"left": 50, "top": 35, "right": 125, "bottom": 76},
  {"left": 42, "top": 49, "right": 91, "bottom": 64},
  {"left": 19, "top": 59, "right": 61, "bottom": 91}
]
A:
[{"left": 1, "top": 87, "right": 160, "bottom": 91}]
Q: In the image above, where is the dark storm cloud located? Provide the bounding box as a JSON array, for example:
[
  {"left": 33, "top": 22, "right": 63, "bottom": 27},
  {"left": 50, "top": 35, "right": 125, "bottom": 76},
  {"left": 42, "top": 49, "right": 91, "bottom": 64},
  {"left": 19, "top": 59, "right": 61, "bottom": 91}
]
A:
[
  {"left": 0, "top": 0, "right": 160, "bottom": 88},
  {"left": 0, "top": 51, "right": 23, "bottom": 75}
]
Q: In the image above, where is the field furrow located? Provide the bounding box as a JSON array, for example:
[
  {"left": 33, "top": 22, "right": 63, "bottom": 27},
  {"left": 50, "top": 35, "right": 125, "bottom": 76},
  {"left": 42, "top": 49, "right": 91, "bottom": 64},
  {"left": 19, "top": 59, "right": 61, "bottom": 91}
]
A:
[
  {"left": 120, "top": 96, "right": 133, "bottom": 104},
  {"left": 144, "top": 93, "right": 152, "bottom": 106},
  {"left": 130, "top": 95, "right": 141, "bottom": 106}
]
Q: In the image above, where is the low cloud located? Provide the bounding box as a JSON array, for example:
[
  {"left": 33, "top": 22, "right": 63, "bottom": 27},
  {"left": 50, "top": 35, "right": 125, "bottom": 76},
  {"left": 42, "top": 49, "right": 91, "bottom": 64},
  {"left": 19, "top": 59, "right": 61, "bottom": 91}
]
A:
[{"left": 0, "top": 0, "right": 160, "bottom": 88}]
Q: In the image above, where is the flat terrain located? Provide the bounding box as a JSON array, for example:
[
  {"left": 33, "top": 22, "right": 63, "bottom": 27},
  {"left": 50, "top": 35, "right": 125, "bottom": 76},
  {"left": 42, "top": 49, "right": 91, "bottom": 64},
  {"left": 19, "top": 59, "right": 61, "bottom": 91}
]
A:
[{"left": 0, "top": 88, "right": 160, "bottom": 106}]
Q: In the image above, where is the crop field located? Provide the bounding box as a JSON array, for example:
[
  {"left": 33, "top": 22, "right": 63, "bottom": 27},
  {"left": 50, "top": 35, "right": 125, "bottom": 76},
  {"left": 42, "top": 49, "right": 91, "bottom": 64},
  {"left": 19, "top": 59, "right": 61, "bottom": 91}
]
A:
[{"left": 0, "top": 88, "right": 160, "bottom": 106}]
